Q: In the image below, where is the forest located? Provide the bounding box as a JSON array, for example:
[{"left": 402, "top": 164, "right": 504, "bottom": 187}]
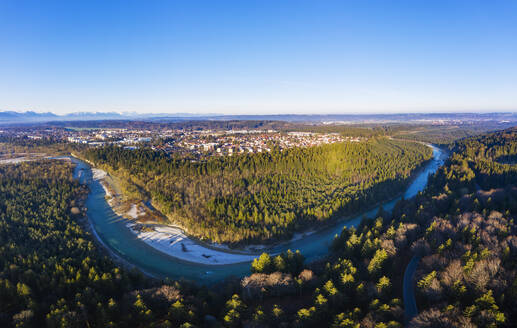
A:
[
  {"left": 216, "top": 128, "right": 517, "bottom": 327},
  {"left": 0, "top": 160, "right": 232, "bottom": 328},
  {"left": 81, "top": 138, "right": 432, "bottom": 244},
  {"left": 0, "top": 135, "right": 82, "bottom": 156},
  {"left": 2, "top": 128, "right": 517, "bottom": 327}
]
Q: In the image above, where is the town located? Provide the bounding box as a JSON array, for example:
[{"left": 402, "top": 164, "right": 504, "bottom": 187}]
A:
[{"left": 0, "top": 124, "right": 362, "bottom": 158}]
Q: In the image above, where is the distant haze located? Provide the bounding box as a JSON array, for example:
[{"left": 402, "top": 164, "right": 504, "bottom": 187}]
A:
[{"left": 2, "top": 111, "right": 517, "bottom": 125}]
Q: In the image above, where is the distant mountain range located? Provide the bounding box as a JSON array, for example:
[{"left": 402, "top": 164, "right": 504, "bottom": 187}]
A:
[
  {"left": 0, "top": 111, "right": 113, "bottom": 122},
  {"left": 1, "top": 110, "right": 517, "bottom": 125},
  {"left": 0, "top": 111, "right": 211, "bottom": 124},
  {"left": 0, "top": 111, "right": 58, "bottom": 121}
]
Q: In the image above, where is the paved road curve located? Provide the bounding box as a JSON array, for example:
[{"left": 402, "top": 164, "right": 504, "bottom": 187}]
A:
[{"left": 403, "top": 255, "right": 421, "bottom": 324}]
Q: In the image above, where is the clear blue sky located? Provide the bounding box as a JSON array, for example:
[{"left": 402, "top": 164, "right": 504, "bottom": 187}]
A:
[{"left": 1, "top": 0, "right": 516, "bottom": 114}]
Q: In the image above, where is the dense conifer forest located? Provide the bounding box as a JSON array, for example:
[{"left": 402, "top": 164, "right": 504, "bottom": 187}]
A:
[
  {"left": 0, "top": 160, "right": 229, "bottom": 328},
  {"left": 82, "top": 138, "right": 432, "bottom": 244},
  {"left": 2, "top": 128, "right": 517, "bottom": 327}
]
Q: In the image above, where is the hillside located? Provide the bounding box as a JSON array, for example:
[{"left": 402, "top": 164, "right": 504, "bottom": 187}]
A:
[
  {"left": 82, "top": 138, "right": 432, "bottom": 244},
  {"left": 1, "top": 129, "right": 517, "bottom": 327}
]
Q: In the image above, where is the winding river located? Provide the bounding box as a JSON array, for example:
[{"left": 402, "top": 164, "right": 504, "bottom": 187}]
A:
[{"left": 71, "top": 145, "right": 448, "bottom": 284}]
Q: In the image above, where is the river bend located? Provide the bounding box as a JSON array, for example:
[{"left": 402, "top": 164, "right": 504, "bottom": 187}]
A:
[{"left": 71, "top": 145, "right": 448, "bottom": 283}]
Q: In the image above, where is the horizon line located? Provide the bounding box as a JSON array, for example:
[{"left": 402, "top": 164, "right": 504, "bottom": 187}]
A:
[{"left": 2, "top": 109, "right": 517, "bottom": 116}]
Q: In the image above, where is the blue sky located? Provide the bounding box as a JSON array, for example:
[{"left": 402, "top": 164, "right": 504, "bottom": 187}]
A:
[{"left": 0, "top": 0, "right": 516, "bottom": 114}]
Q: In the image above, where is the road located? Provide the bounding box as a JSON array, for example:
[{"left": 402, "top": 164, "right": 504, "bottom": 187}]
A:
[{"left": 403, "top": 255, "right": 421, "bottom": 324}]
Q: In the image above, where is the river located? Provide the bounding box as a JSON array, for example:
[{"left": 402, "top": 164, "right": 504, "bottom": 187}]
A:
[{"left": 70, "top": 145, "right": 448, "bottom": 284}]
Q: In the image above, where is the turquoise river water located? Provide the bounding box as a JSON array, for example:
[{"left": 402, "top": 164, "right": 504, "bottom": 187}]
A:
[{"left": 70, "top": 145, "right": 447, "bottom": 284}]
